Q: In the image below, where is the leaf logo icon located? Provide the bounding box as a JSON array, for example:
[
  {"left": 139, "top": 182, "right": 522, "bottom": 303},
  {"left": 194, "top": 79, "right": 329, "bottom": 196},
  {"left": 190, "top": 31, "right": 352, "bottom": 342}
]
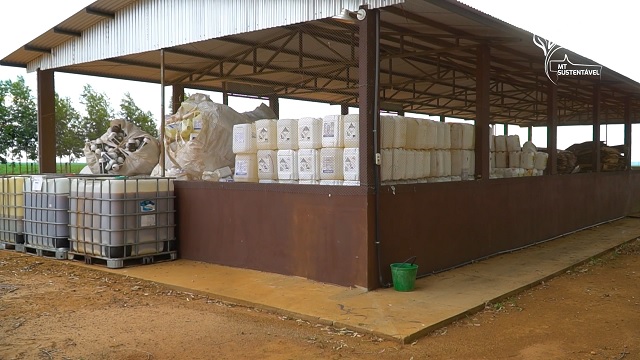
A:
[{"left": 533, "top": 34, "right": 562, "bottom": 84}]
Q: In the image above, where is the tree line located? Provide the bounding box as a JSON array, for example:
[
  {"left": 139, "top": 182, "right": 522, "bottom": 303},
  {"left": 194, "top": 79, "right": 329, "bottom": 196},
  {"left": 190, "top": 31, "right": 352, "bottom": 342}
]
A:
[{"left": 0, "top": 76, "right": 158, "bottom": 172}]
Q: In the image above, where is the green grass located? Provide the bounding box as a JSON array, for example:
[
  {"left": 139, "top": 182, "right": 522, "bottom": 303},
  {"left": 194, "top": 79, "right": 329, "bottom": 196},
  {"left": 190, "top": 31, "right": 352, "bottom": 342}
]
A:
[{"left": 0, "top": 162, "right": 86, "bottom": 175}]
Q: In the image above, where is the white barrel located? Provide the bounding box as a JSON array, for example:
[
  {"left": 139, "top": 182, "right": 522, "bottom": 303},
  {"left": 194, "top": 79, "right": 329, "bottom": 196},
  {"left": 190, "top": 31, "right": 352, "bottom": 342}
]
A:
[
  {"left": 494, "top": 135, "right": 507, "bottom": 152},
  {"left": 320, "top": 148, "right": 344, "bottom": 180},
  {"left": 443, "top": 123, "right": 452, "bottom": 149},
  {"left": 298, "top": 117, "right": 323, "bottom": 149},
  {"left": 343, "top": 147, "right": 359, "bottom": 181},
  {"left": 423, "top": 150, "right": 431, "bottom": 178},
  {"left": 232, "top": 123, "right": 256, "bottom": 154},
  {"left": 534, "top": 151, "right": 549, "bottom": 170},
  {"left": 462, "top": 124, "right": 474, "bottom": 149},
  {"left": 256, "top": 150, "right": 277, "bottom": 180},
  {"left": 435, "top": 122, "right": 445, "bottom": 149},
  {"left": 380, "top": 115, "right": 395, "bottom": 149},
  {"left": 322, "top": 115, "right": 344, "bottom": 148},
  {"left": 521, "top": 151, "right": 535, "bottom": 170},
  {"left": 495, "top": 152, "right": 508, "bottom": 168},
  {"left": 343, "top": 114, "right": 359, "bottom": 148},
  {"left": 392, "top": 149, "right": 407, "bottom": 180},
  {"left": 506, "top": 135, "right": 521, "bottom": 152},
  {"left": 392, "top": 116, "right": 407, "bottom": 148},
  {"left": 450, "top": 123, "right": 464, "bottom": 149},
  {"left": 234, "top": 154, "right": 258, "bottom": 182},
  {"left": 405, "top": 118, "right": 420, "bottom": 149},
  {"left": 255, "top": 119, "right": 278, "bottom": 150},
  {"left": 509, "top": 151, "right": 522, "bottom": 168},
  {"left": 414, "top": 151, "right": 425, "bottom": 179},
  {"left": 277, "top": 118, "right": 298, "bottom": 150},
  {"left": 405, "top": 150, "right": 417, "bottom": 179},
  {"left": 381, "top": 149, "right": 393, "bottom": 182},
  {"left": 297, "top": 149, "right": 320, "bottom": 180},
  {"left": 277, "top": 149, "right": 298, "bottom": 180}
]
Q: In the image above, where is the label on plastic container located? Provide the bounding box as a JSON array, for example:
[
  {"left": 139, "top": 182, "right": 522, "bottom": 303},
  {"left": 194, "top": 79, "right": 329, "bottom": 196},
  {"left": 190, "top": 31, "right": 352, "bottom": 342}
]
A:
[
  {"left": 258, "top": 158, "right": 272, "bottom": 173},
  {"left": 299, "top": 158, "right": 311, "bottom": 172},
  {"left": 140, "top": 200, "right": 156, "bottom": 212},
  {"left": 322, "top": 157, "right": 335, "bottom": 174},
  {"left": 257, "top": 127, "right": 270, "bottom": 143},
  {"left": 300, "top": 126, "right": 311, "bottom": 141},
  {"left": 280, "top": 127, "right": 291, "bottom": 141},
  {"left": 323, "top": 122, "right": 335, "bottom": 138},
  {"left": 31, "top": 176, "right": 43, "bottom": 191},
  {"left": 235, "top": 160, "right": 248, "bottom": 176},
  {"left": 234, "top": 131, "right": 246, "bottom": 145},
  {"left": 344, "top": 156, "right": 357, "bottom": 172},
  {"left": 345, "top": 123, "right": 357, "bottom": 139},
  {"left": 141, "top": 214, "right": 156, "bottom": 227},
  {"left": 279, "top": 158, "right": 292, "bottom": 172}
]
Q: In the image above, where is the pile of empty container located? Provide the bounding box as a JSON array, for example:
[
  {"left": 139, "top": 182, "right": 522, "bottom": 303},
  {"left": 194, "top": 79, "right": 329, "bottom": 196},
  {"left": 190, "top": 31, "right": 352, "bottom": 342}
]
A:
[
  {"left": 232, "top": 115, "right": 361, "bottom": 185},
  {"left": 0, "top": 174, "right": 176, "bottom": 268},
  {"left": 491, "top": 135, "right": 548, "bottom": 178}
]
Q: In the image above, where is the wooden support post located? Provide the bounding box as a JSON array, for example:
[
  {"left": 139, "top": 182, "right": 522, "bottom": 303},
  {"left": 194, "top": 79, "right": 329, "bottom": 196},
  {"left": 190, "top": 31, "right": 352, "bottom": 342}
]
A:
[
  {"left": 474, "top": 43, "right": 491, "bottom": 180},
  {"left": 527, "top": 126, "right": 532, "bottom": 142},
  {"left": 504, "top": 124, "right": 508, "bottom": 135},
  {"left": 624, "top": 97, "right": 632, "bottom": 170},
  {"left": 341, "top": 104, "right": 349, "bottom": 115},
  {"left": 171, "top": 84, "right": 184, "bottom": 114},
  {"left": 593, "top": 84, "right": 601, "bottom": 172},
  {"left": 37, "top": 69, "right": 56, "bottom": 173},
  {"left": 547, "top": 82, "right": 558, "bottom": 175},
  {"left": 222, "top": 82, "right": 229, "bottom": 105},
  {"left": 359, "top": 7, "right": 378, "bottom": 187},
  {"left": 440, "top": 115, "right": 445, "bottom": 122}
]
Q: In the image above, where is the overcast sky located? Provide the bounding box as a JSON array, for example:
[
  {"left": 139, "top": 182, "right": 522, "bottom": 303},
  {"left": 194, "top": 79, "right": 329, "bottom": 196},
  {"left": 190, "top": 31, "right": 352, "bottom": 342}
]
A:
[{"left": 0, "top": 0, "right": 638, "bottom": 158}]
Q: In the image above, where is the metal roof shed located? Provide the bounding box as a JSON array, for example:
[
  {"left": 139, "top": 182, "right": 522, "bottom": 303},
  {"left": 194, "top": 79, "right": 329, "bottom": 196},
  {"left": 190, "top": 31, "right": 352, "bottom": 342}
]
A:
[{"left": 3, "top": 0, "right": 640, "bottom": 289}]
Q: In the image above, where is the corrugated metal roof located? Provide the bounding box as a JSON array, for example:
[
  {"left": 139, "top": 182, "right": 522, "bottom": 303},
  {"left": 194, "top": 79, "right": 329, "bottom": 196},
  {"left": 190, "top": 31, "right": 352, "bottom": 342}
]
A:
[
  {"left": 2, "top": 0, "right": 639, "bottom": 125},
  {"left": 0, "top": 0, "right": 404, "bottom": 71}
]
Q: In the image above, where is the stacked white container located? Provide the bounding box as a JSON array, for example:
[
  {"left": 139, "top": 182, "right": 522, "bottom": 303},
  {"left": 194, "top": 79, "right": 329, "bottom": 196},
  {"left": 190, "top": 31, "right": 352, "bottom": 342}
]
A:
[{"left": 232, "top": 122, "right": 260, "bottom": 182}]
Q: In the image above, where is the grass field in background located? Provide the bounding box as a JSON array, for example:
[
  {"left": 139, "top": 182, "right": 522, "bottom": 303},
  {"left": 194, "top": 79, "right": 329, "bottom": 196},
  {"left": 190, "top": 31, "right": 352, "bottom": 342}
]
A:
[{"left": 0, "top": 163, "right": 86, "bottom": 175}]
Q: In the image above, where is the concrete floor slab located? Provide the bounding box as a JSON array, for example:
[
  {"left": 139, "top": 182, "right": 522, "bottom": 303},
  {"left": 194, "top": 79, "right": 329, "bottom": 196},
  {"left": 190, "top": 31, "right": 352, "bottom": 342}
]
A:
[{"left": 87, "top": 217, "right": 640, "bottom": 343}]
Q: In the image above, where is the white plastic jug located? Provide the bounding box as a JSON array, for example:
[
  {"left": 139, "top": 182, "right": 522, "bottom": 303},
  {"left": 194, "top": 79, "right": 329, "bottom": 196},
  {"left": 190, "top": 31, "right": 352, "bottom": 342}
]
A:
[
  {"left": 257, "top": 150, "right": 277, "bottom": 180},
  {"left": 298, "top": 117, "right": 323, "bottom": 149},
  {"left": 443, "top": 123, "right": 452, "bottom": 150},
  {"left": 442, "top": 150, "right": 452, "bottom": 176},
  {"left": 297, "top": 149, "right": 320, "bottom": 180},
  {"left": 343, "top": 147, "right": 359, "bottom": 181},
  {"left": 232, "top": 123, "right": 256, "bottom": 154},
  {"left": 534, "top": 151, "right": 549, "bottom": 170},
  {"left": 423, "top": 120, "right": 437, "bottom": 149},
  {"left": 423, "top": 150, "right": 432, "bottom": 178},
  {"left": 435, "top": 122, "right": 445, "bottom": 149},
  {"left": 320, "top": 148, "right": 344, "bottom": 180},
  {"left": 414, "top": 151, "right": 425, "bottom": 179},
  {"left": 509, "top": 151, "right": 522, "bottom": 168},
  {"left": 450, "top": 123, "right": 464, "bottom": 149},
  {"left": 462, "top": 124, "right": 474, "bottom": 150},
  {"left": 381, "top": 149, "right": 393, "bottom": 182},
  {"left": 521, "top": 151, "right": 535, "bottom": 170},
  {"left": 392, "top": 149, "right": 407, "bottom": 180},
  {"left": 494, "top": 135, "right": 507, "bottom": 152},
  {"left": 405, "top": 118, "right": 420, "bottom": 149},
  {"left": 405, "top": 150, "right": 417, "bottom": 179},
  {"left": 255, "top": 119, "right": 278, "bottom": 150},
  {"left": 234, "top": 154, "right": 259, "bottom": 182},
  {"left": 277, "top": 150, "right": 298, "bottom": 180},
  {"left": 495, "top": 152, "right": 508, "bottom": 168},
  {"left": 392, "top": 116, "right": 407, "bottom": 149},
  {"left": 506, "top": 135, "right": 521, "bottom": 152},
  {"left": 322, "top": 115, "right": 344, "bottom": 148},
  {"left": 380, "top": 115, "right": 395, "bottom": 149},
  {"left": 343, "top": 114, "right": 360, "bottom": 148},
  {"left": 277, "top": 118, "right": 298, "bottom": 150}
]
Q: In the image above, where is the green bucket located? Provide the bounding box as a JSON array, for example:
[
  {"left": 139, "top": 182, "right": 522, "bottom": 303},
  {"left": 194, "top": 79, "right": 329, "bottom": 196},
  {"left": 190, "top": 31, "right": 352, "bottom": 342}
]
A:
[{"left": 390, "top": 262, "right": 418, "bottom": 292}]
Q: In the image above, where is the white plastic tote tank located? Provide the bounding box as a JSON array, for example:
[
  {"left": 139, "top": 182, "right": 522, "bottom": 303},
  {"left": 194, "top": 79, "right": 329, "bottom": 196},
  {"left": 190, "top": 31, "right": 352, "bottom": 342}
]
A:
[
  {"left": 23, "top": 176, "right": 71, "bottom": 249},
  {"left": 0, "top": 176, "right": 26, "bottom": 244}
]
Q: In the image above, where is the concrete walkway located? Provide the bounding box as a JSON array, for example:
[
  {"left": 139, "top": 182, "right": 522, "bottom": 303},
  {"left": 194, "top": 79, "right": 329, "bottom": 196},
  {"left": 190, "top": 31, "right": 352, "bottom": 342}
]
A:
[{"left": 91, "top": 217, "right": 640, "bottom": 343}]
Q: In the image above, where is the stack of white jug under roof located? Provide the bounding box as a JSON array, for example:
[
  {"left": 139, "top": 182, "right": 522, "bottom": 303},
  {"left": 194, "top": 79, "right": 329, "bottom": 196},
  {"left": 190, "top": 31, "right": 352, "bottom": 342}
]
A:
[
  {"left": 231, "top": 115, "right": 360, "bottom": 186},
  {"left": 380, "top": 116, "right": 475, "bottom": 184},
  {"left": 490, "top": 134, "right": 548, "bottom": 178}
]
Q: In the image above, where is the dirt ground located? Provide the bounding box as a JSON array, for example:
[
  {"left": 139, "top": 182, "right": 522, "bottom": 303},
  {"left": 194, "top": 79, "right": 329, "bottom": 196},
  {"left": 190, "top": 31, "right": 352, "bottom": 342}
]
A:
[{"left": 1, "top": 239, "right": 639, "bottom": 360}]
